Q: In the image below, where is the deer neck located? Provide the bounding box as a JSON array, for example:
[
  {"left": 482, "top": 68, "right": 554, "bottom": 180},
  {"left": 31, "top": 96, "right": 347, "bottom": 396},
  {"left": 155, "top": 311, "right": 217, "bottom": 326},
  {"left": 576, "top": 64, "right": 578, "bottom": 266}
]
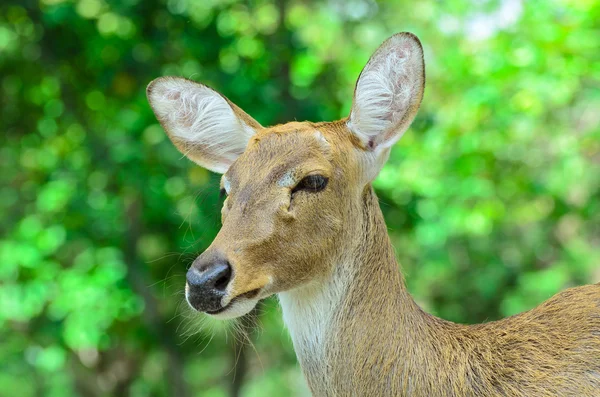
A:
[{"left": 278, "top": 186, "right": 440, "bottom": 395}]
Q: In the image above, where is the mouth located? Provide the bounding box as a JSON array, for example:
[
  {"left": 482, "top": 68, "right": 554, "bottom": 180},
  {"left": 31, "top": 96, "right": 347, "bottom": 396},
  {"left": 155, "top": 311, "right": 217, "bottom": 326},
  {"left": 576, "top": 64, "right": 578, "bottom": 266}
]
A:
[{"left": 205, "top": 288, "right": 262, "bottom": 316}]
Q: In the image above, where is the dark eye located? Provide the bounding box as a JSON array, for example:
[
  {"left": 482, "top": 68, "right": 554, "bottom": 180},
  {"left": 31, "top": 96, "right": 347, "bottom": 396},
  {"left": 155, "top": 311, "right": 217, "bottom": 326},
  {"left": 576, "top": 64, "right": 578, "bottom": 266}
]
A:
[
  {"left": 219, "top": 188, "right": 227, "bottom": 199},
  {"left": 292, "top": 175, "right": 328, "bottom": 195}
]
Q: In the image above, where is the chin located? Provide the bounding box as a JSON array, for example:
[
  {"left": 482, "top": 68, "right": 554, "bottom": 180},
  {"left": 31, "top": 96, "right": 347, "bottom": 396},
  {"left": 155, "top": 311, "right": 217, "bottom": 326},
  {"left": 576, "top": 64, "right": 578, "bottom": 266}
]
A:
[
  {"left": 207, "top": 298, "right": 259, "bottom": 319},
  {"left": 184, "top": 295, "right": 260, "bottom": 320}
]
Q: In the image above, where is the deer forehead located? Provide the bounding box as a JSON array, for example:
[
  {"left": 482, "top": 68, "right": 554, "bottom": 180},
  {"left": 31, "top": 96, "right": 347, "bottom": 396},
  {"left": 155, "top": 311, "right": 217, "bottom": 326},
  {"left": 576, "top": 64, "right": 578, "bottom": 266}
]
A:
[{"left": 224, "top": 125, "right": 335, "bottom": 188}]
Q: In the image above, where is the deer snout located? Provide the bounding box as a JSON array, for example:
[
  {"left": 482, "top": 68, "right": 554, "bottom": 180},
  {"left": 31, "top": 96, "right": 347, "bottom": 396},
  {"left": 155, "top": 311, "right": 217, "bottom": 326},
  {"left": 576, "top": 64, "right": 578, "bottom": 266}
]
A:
[{"left": 185, "top": 254, "right": 232, "bottom": 313}]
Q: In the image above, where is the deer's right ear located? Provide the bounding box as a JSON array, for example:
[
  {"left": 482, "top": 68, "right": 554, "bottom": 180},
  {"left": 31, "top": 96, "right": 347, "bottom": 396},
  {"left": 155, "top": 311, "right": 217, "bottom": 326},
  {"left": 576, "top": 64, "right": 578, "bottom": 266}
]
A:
[{"left": 146, "top": 77, "right": 262, "bottom": 174}]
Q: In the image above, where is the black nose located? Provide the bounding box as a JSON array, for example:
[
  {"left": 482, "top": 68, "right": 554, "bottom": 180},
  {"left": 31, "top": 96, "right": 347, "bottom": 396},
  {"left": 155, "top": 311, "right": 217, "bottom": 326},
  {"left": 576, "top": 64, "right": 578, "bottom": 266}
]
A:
[{"left": 186, "top": 255, "right": 232, "bottom": 313}]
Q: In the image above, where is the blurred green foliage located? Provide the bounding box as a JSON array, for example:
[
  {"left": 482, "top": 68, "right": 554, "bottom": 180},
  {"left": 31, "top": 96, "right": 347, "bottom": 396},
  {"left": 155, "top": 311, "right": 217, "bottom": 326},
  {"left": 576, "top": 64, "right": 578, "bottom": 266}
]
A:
[{"left": 1, "top": 0, "right": 599, "bottom": 396}]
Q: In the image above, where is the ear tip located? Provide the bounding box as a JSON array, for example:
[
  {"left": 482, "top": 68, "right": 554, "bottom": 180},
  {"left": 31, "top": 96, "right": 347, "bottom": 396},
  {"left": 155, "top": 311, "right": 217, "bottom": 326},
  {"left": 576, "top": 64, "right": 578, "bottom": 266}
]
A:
[
  {"left": 146, "top": 77, "right": 215, "bottom": 103},
  {"left": 146, "top": 76, "right": 180, "bottom": 100},
  {"left": 395, "top": 32, "right": 422, "bottom": 43},
  {"left": 146, "top": 77, "right": 169, "bottom": 103},
  {"left": 388, "top": 32, "right": 423, "bottom": 53},
  {"left": 387, "top": 32, "right": 425, "bottom": 80}
]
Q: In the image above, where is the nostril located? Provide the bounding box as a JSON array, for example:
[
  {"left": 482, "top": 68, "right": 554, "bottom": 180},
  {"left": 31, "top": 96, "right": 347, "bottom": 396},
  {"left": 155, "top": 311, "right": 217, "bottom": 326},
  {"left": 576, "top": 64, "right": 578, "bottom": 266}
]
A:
[
  {"left": 213, "top": 262, "right": 231, "bottom": 292},
  {"left": 185, "top": 255, "right": 232, "bottom": 312},
  {"left": 186, "top": 260, "right": 231, "bottom": 292}
]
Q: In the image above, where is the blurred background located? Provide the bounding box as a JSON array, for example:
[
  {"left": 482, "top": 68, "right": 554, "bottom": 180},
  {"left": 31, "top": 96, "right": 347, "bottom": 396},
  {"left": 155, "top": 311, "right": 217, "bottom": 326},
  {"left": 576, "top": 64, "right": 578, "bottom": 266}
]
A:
[{"left": 1, "top": 0, "right": 599, "bottom": 396}]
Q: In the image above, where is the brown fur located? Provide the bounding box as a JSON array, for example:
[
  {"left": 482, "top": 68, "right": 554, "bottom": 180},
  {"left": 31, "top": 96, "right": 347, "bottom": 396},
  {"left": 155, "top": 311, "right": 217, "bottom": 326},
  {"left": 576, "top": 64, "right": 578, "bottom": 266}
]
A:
[
  {"left": 147, "top": 33, "right": 600, "bottom": 396},
  {"left": 204, "top": 120, "right": 600, "bottom": 396},
  {"left": 320, "top": 180, "right": 600, "bottom": 396}
]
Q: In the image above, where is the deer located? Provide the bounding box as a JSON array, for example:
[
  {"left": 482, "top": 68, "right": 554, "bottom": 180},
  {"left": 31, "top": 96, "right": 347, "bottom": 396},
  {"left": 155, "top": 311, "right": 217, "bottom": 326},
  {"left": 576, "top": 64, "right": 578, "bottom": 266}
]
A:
[{"left": 146, "top": 32, "right": 600, "bottom": 396}]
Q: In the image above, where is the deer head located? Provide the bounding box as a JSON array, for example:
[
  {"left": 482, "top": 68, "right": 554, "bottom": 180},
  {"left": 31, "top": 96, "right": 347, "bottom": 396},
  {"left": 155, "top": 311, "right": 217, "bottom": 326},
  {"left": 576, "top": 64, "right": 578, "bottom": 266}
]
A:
[{"left": 147, "top": 32, "right": 425, "bottom": 319}]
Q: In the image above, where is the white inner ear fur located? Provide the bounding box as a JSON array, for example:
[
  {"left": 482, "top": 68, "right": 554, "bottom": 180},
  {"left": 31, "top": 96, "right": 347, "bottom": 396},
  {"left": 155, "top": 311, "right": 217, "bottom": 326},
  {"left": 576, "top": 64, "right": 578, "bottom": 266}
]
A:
[
  {"left": 148, "top": 77, "right": 257, "bottom": 174},
  {"left": 348, "top": 33, "right": 424, "bottom": 151}
]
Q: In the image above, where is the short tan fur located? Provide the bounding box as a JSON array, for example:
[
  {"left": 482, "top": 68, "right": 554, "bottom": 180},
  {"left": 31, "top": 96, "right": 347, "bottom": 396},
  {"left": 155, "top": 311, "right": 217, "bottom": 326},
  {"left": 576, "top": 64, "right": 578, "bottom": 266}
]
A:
[{"left": 147, "top": 33, "right": 600, "bottom": 396}]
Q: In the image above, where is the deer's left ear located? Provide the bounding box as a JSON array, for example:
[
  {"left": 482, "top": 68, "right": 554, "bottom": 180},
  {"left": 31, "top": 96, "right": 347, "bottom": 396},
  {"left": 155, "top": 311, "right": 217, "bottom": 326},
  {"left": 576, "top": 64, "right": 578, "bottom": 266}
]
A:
[{"left": 348, "top": 32, "right": 425, "bottom": 152}]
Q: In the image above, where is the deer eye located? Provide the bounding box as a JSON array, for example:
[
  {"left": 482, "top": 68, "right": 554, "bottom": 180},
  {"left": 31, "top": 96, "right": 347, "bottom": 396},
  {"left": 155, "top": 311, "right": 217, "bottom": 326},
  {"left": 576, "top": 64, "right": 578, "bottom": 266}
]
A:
[
  {"left": 219, "top": 188, "right": 227, "bottom": 199},
  {"left": 292, "top": 175, "right": 328, "bottom": 195}
]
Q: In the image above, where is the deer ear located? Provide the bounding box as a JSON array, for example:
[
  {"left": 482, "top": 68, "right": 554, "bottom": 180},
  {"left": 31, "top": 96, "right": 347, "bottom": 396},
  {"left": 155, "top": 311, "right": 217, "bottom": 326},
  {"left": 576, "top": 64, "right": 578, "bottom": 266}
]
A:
[
  {"left": 146, "top": 77, "right": 262, "bottom": 174},
  {"left": 348, "top": 32, "right": 425, "bottom": 152}
]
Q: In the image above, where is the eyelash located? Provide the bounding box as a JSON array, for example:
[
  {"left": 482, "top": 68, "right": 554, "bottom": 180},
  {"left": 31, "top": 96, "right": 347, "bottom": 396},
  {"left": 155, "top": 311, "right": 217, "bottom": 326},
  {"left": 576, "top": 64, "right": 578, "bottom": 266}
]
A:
[
  {"left": 219, "top": 175, "right": 328, "bottom": 201},
  {"left": 291, "top": 175, "right": 329, "bottom": 196}
]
